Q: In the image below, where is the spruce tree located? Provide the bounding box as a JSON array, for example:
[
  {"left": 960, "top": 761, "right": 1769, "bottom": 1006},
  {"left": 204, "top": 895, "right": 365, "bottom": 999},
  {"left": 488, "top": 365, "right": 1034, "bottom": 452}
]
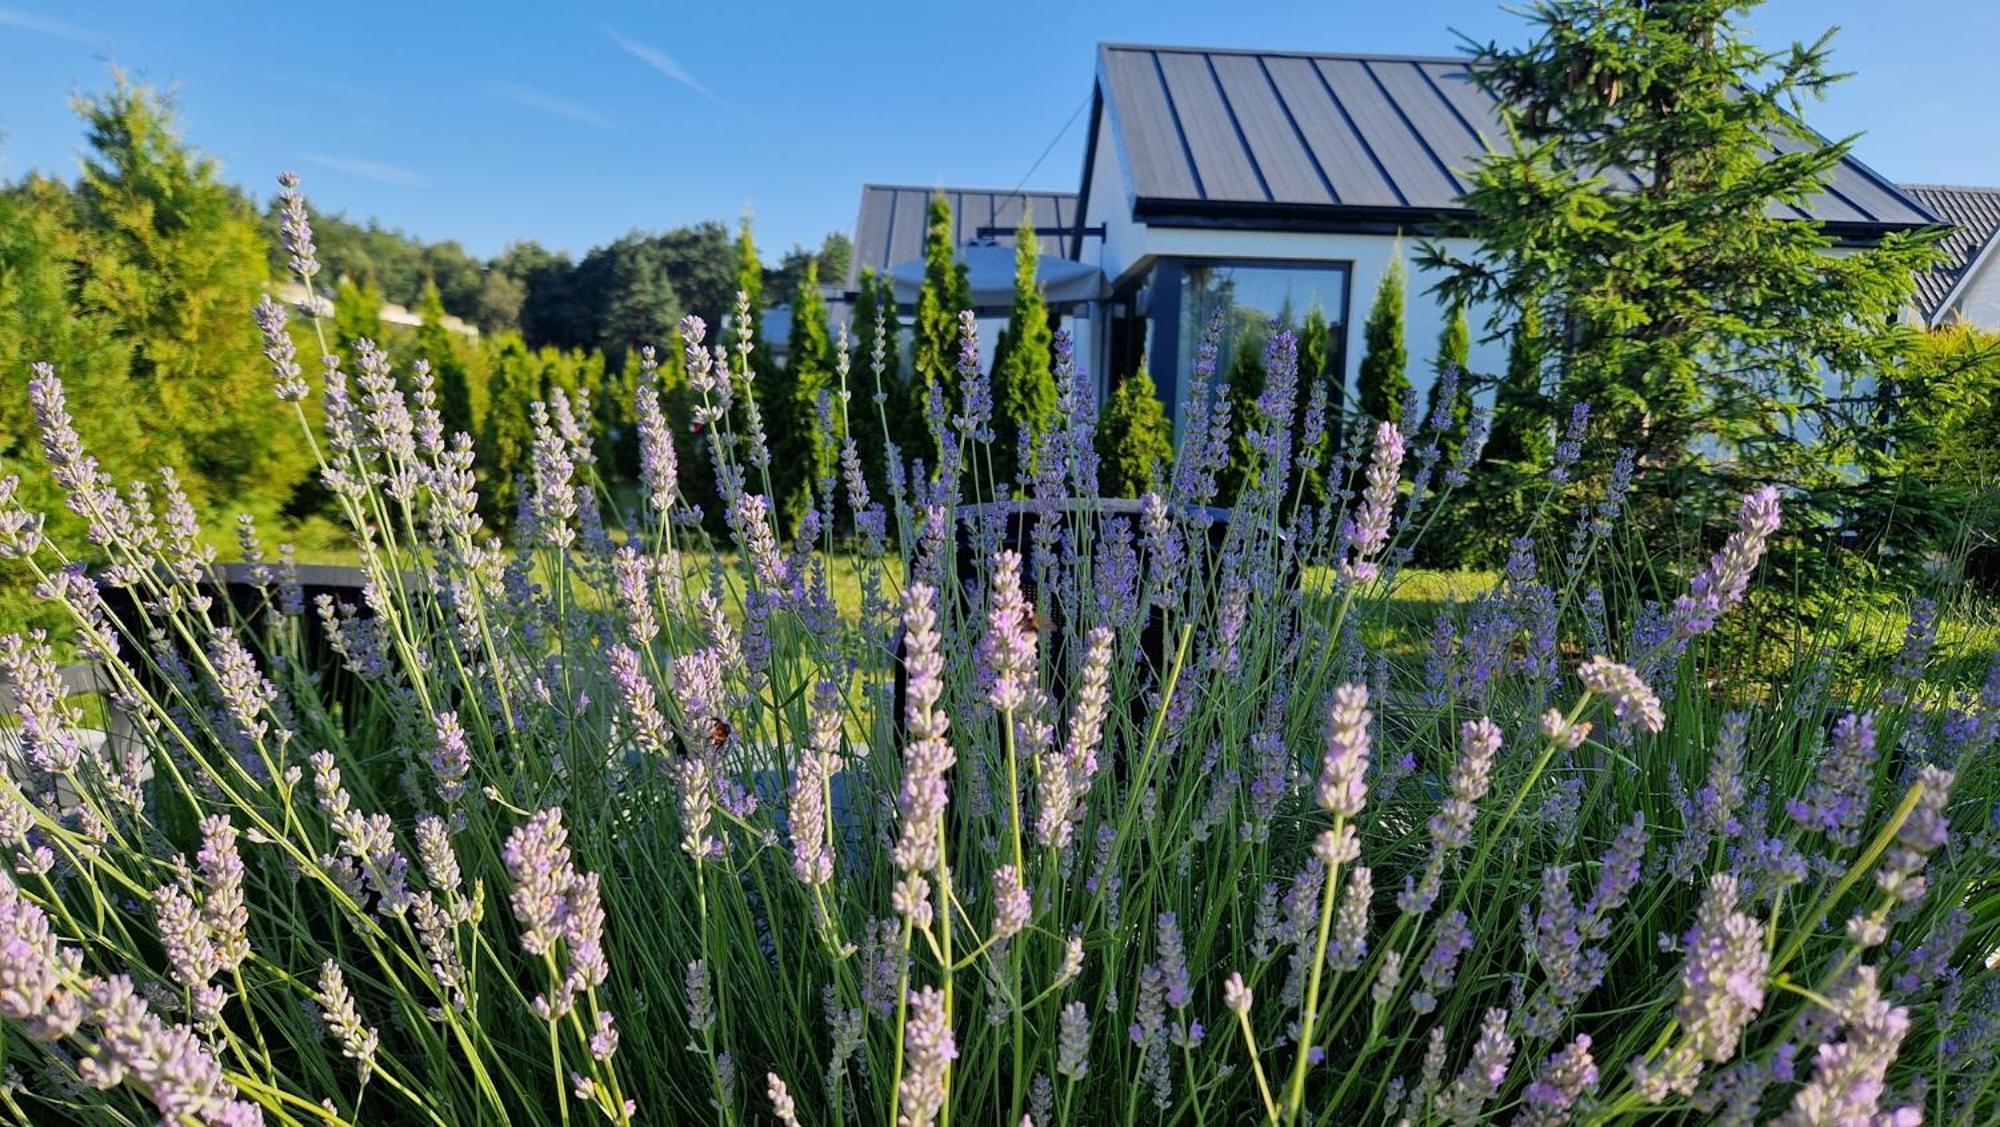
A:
[
  {"left": 913, "top": 192, "right": 970, "bottom": 464},
  {"left": 1096, "top": 367, "right": 1173, "bottom": 499},
  {"left": 1356, "top": 253, "right": 1411, "bottom": 425},
  {"left": 1420, "top": 0, "right": 1939, "bottom": 533},
  {"left": 987, "top": 209, "right": 1057, "bottom": 492}
]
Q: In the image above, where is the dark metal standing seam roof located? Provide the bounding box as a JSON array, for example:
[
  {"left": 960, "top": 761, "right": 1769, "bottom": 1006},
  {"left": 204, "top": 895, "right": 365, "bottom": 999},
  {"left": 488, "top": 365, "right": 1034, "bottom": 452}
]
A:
[
  {"left": 848, "top": 185, "right": 1079, "bottom": 290},
  {"left": 1899, "top": 185, "right": 2000, "bottom": 323},
  {"left": 1091, "top": 43, "right": 1939, "bottom": 236}
]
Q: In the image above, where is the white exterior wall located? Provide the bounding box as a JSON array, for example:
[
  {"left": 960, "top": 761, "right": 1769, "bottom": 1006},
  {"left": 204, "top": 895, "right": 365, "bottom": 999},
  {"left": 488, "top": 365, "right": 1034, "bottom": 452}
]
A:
[
  {"left": 1078, "top": 116, "right": 1505, "bottom": 414},
  {"left": 1944, "top": 253, "right": 2000, "bottom": 329}
]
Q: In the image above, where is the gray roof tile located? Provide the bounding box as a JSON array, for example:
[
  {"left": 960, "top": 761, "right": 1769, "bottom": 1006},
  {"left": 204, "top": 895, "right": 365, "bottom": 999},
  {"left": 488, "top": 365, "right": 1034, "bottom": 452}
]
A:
[
  {"left": 1900, "top": 185, "right": 2000, "bottom": 322},
  {"left": 848, "top": 185, "right": 1077, "bottom": 289},
  {"left": 1096, "top": 43, "right": 1936, "bottom": 232}
]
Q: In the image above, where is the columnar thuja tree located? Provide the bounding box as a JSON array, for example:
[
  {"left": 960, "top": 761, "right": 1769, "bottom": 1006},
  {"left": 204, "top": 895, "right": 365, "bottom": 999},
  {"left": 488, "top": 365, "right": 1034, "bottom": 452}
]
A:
[
  {"left": 988, "top": 210, "right": 1058, "bottom": 492},
  {"left": 774, "top": 256, "right": 834, "bottom": 530},
  {"left": 1356, "top": 251, "right": 1411, "bottom": 426},
  {"left": 913, "top": 191, "right": 970, "bottom": 467},
  {"left": 1421, "top": 0, "right": 1940, "bottom": 530},
  {"left": 1095, "top": 366, "right": 1172, "bottom": 497}
]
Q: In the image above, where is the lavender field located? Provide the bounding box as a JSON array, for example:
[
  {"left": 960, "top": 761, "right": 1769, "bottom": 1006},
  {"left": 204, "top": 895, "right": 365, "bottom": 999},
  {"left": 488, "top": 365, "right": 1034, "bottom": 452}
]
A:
[{"left": 0, "top": 163, "right": 1994, "bottom": 1125}]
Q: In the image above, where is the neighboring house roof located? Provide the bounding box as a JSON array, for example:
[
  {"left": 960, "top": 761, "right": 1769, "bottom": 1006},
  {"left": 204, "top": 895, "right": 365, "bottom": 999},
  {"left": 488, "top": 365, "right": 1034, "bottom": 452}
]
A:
[
  {"left": 1899, "top": 184, "right": 2000, "bottom": 325},
  {"left": 1085, "top": 43, "right": 1936, "bottom": 239},
  {"left": 849, "top": 184, "right": 1079, "bottom": 289}
]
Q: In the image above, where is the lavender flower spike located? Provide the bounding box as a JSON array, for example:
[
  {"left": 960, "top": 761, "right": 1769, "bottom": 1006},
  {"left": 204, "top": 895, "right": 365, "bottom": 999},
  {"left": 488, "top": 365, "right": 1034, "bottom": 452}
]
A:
[
  {"left": 1631, "top": 872, "right": 1769, "bottom": 1101},
  {"left": 1317, "top": 684, "right": 1372, "bottom": 818},
  {"left": 892, "top": 584, "right": 955, "bottom": 927},
  {"left": 1338, "top": 421, "right": 1405, "bottom": 584},
  {"left": 900, "top": 984, "right": 957, "bottom": 1126},
  {"left": 1670, "top": 485, "right": 1782, "bottom": 639},
  {"left": 1577, "top": 656, "right": 1665, "bottom": 734}
]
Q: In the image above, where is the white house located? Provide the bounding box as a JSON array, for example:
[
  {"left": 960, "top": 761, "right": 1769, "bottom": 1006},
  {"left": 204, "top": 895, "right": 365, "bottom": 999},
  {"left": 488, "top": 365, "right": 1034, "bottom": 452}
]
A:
[
  {"left": 1902, "top": 185, "right": 2000, "bottom": 329},
  {"left": 848, "top": 42, "right": 1940, "bottom": 426}
]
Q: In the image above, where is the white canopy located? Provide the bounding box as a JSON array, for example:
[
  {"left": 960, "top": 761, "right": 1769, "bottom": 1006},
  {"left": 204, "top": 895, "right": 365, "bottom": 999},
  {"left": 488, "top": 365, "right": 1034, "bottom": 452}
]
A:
[{"left": 888, "top": 241, "right": 1104, "bottom": 311}]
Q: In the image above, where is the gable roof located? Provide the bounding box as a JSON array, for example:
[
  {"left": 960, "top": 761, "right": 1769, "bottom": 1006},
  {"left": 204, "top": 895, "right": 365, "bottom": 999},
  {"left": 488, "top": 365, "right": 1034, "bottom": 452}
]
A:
[
  {"left": 848, "top": 185, "right": 1079, "bottom": 290},
  {"left": 1088, "top": 43, "right": 1936, "bottom": 238},
  {"left": 1899, "top": 185, "right": 2000, "bottom": 324}
]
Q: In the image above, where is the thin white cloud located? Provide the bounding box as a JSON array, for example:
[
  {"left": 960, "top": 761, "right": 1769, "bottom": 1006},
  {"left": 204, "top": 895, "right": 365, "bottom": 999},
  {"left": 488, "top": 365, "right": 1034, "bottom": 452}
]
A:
[
  {"left": 486, "top": 80, "right": 615, "bottom": 130},
  {"left": 0, "top": 5, "right": 102, "bottom": 42},
  {"left": 604, "top": 27, "right": 718, "bottom": 103},
  {"left": 302, "top": 154, "right": 426, "bottom": 187}
]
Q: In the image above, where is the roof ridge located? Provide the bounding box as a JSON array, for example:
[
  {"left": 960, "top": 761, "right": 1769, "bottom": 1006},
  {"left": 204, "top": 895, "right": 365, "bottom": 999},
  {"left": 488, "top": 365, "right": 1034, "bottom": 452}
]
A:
[
  {"left": 1900, "top": 183, "right": 2000, "bottom": 194},
  {"left": 1098, "top": 41, "right": 1466, "bottom": 66},
  {"left": 858, "top": 183, "right": 1078, "bottom": 198}
]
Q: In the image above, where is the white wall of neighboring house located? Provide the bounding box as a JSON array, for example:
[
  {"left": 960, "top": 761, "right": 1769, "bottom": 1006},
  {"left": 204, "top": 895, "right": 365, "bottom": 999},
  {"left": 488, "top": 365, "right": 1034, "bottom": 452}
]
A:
[
  {"left": 1078, "top": 116, "right": 1505, "bottom": 416},
  {"left": 1942, "top": 249, "right": 2000, "bottom": 328}
]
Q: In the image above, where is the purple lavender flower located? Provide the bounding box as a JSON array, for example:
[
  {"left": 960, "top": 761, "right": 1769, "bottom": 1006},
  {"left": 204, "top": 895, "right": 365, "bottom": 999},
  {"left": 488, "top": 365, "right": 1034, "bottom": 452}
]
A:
[
  {"left": 1435, "top": 1007, "right": 1514, "bottom": 1121},
  {"left": 1404, "top": 718, "right": 1502, "bottom": 914},
  {"left": 1338, "top": 422, "right": 1404, "bottom": 584},
  {"left": 1668, "top": 485, "right": 1782, "bottom": 640},
  {"left": 276, "top": 171, "right": 320, "bottom": 281},
  {"left": 315, "top": 960, "right": 379, "bottom": 1081},
  {"left": 1316, "top": 684, "right": 1372, "bottom": 818},
  {"left": 900, "top": 984, "right": 957, "bottom": 1126},
  {"left": 1787, "top": 713, "right": 1880, "bottom": 848},
  {"left": 1632, "top": 873, "right": 1770, "bottom": 1101},
  {"left": 993, "top": 866, "right": 1030, "bottom": 940},
  {"left": 634, "top": 368, "right": 680, "bottom": 518},
  {"left": 196, "top": 816, "right": 249, "bottom": 972},
  {"left": 788, "top": 680, "right": 841, "bottom": 887},
  {"left": 1412, "top": 911, "right": 1473, "bottom": 1015},
  {"left": 1550, "top": 403, "right": 1590, "bottom": 483},
  {"left": 0, "top": 875, "right": 86, "bottom": 1040},
  {"left": 984, "top": 550, "right": 1037, "bottom": 713},
  {"left": 1328, "top": 865, "right": 1374, "bottom": 972},
  {"left": 503, "top": 808, "right": 574, "bottom": 956},
  {"left": 1057, "top": 1000, "right": 1090, "bottom": 1080},
  {"left": 1874, "top": 766, "right": 1953, "bottom": 905},
  {"left": 254, "top": 295, "right": 308, "bottom": 401},
  {"left": 1778, "top": 967, "right": 1913, "bottom": 1126},
  {"left": 78, "top": 974, "right": 264, "bottom": 1124},
  {"left": 1884, "top": 599, "right": 1939, "bottom": 706},
  {"left": 1521, "top": 1034, "right": 1598, "bottom": 1125},
  {"left": 1578, "top": 657, "right": 1665, "bottom": 734},
  {"left": 892, "top": 584, "right": 954, "bottom": 926}
]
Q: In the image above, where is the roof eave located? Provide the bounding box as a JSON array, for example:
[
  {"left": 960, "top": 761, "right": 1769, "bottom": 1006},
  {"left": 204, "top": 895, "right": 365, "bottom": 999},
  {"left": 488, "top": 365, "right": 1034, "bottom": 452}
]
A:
[{"left": 1131, "top": 196, "right": 1929, "bottom": 244}]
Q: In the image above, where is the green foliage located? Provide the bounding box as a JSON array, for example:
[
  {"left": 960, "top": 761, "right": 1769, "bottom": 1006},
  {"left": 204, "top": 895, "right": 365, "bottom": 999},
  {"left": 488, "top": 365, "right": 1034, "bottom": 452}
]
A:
[
  {"left": 987, "top": 211, "right": 1057, "bottom": 492},
  {"left": 773, "top": 257, "right": 835, "bottom": 530},
  {"left": 268, "top": 204, "right": 500, "bottom": 329},
  {"left": 1356, "top": 253, "right": 1410, "bottom": 424},
  {"left": 69, "top": 76, "right": 312, "bottom": 522},
  {"left": 1420, "top": 0, "right": 1942, "bottom": 552},
  {"left": 1218, "top": 318, "right": 1271, "bottom": 503},
  {"left": 1095, "top": 366, "right": 1173, "bottom": 497},
  {"left": 331, "top": 275, "right": 386, "bottom": 352},
  {"left": 1295, "top": 305, "right": 1336, "bottom": 504},
  {"left": 913, "top": 192, "right": 970, "bottom": 464},
  {"left": 1424, "top": 301, "right": 1474, "bottom": 464},
  {"left": 850, "top": 269, "right": 915, "bottom": 497},
  {"left": 478, "top": 331, "right": 606, "bottom": 520},
  {"left": 764, "top": 231, "right": 854, "bottom": 308},
  {"left": 416, "top": 278, "right": 477, "bottom": 442}
]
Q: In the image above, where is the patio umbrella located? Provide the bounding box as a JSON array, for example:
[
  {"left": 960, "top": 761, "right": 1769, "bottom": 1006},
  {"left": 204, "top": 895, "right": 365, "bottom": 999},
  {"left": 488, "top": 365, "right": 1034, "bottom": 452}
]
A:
[{"left": 887, "top": 240, "right": 1104, "bottom": 311}]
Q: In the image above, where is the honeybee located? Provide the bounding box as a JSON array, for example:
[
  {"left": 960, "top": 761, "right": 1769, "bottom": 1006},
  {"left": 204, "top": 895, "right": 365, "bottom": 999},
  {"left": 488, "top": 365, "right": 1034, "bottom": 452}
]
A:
[{"left": 708, "top": 717, "right": 732, "bottom": 752}]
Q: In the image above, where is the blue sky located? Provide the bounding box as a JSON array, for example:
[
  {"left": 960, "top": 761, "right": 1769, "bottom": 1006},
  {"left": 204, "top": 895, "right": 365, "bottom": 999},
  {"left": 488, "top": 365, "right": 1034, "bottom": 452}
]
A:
[{"left": 2, "top": 1, "right": 1994, "bottom": 262}]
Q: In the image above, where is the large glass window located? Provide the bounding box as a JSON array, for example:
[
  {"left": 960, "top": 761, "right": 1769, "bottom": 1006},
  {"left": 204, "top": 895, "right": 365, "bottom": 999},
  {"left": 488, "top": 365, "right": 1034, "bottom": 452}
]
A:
[{"left": 1175, "top": 263, "right": 1349, "bottom": 415}]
